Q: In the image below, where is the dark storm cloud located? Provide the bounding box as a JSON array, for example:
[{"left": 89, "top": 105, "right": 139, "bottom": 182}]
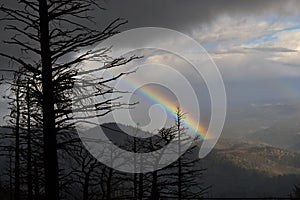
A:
[
  {"left": 1, "top": 0, "right": 300, "bottom": 74},
  {"left": 100, "top": 0, "right": 300, "bottom": 32}
]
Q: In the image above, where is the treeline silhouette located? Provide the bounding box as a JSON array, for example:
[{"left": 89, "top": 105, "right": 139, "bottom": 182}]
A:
[{"left": 0, "top": 0, "right": 208, "bottom": 199}]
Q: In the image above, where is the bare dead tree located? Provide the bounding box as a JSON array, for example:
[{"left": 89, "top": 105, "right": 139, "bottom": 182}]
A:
[
  {"left": 176, "top": 107, "right": 185, "bottom": 200},
  {"left": 5, "top": 73, "right": 23, "bottom": 200},
  {"left": 0, "top": 1, "right": 137, "bottom": 199},
  {"left": 157, "top": 108, "right": 209, "bottom": 199},
  {"left": 141, "top": 111, "right": 209, "bottom": 200},
  {"left": 0, "top": 70, "right": 37, "bottom": 200},
  {"left": 290, "top": 183, "right": 300, "bottom": 199},
  {"left": 25, "top": 80, "right": 33, "bottom": 200}
]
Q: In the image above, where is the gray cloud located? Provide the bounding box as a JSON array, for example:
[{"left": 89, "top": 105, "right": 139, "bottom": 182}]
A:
[
  {"left": 248, "top": 47, "right": 298, "bottom": 53},
  {"left": 100, "top": 0, "right": 300, "bottom": 32},
  {"left": 1, "top": 0, "right": 300, "bottom": 75},
  {"left": 212, "top": 47, "right": 298, "bottom": 55}
]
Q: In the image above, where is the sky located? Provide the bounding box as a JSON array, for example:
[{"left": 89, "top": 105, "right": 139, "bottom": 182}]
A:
[
  {"left": 99, "top": 0, "right": 300, "bottom": 81},
  {"left": 1, "top": 1, "right": 300, "bottom": 136},
  {"left": 90, "top": 0, "right": 300, "bottom": 135}
]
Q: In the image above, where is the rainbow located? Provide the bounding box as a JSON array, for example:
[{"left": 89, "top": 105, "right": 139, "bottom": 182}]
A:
[{"left": 119, "top": 77, "right": 207, "bottom": 139}]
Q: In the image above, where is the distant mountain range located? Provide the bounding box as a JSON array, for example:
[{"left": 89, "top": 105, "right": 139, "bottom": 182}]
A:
[
  {"left": 223, "top": 103, "right": 300, "bottom": 139},
  {"left": 202, "top": 139, "right": 300, "bottom": 197},
  {"left": 245, "top": 113, "right": 300, "bottom": 152}
]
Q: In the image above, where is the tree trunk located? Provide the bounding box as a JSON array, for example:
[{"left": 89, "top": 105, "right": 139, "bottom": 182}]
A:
[
  {"left": 106, "top": 168, "right": 113, "bottom": 200},
  {"left": 15, "top": 77, "right": 20, "bottom": 200},
  {"left": 150, "top": 171, "right": 158, "bottom": 200},
  {"left": 38, "top": 0, "right": 59, "bottom": 199},
  {"left": 33, "top": 159, "right": 40, "bottom": 200},
  {"left": 178, "top": 157, "right": 182, "bottom": 200},
  {"left": 138, "top": 155, "right": 143, "bottom": 200},
  {"left": 9, "top": 150, "right": 13, "bottom": 200},
  {"left": 138, "top": 173, "right": 143, "bottom": 200},
  {"left": 133, "top": 137, "right": 137, "bottom": 200},
  {"left": 82, "top": 173, "right": 90, "bottom": 200},
  {"left": 27, "top": 81, "right": 33, "bottom": 200},
  {"left": 177, "top": 109, "right": 182, "bottom": 200}
]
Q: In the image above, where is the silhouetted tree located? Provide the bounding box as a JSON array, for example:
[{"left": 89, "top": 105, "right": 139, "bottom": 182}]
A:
[
  {"left": 152, "top": 108, "right": 209, "bottom": 199},
  {"left": 176, "top": 107, "right": 185, "bottom": 200},
  {"left": 4, "top": 72, "right": 24, "bottom": 200},
  {"left": 119, "top": 120, "right": 209, "bottom": 200},
  {"left": 290, "top": 183, "right": 300, "bottom": 199},
  {"left": 0, "top": 1, "right": 136, "bottom": 199}
]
